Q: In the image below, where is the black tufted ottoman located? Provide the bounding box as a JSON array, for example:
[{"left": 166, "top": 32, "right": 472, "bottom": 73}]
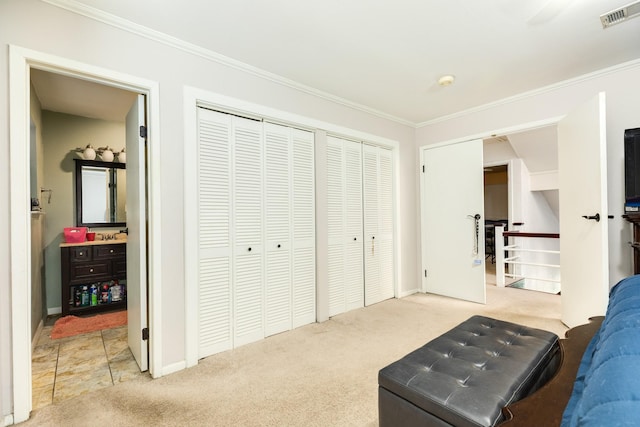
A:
[{"left": 378, "top": 315, "right": 560, "bottom": 427}]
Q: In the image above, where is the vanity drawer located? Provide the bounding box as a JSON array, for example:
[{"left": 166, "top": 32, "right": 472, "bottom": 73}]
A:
[
  {"left": 70, "top": 246, "right": 92, "bottom": 262},
  {"left": 94, "top": 244, "right": 126, "bottom": 259},
  {"left": 70, "top": 261, "right": 112, "bottom": 282}
]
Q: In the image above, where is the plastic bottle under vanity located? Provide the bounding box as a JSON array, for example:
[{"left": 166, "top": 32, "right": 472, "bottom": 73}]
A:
[
  {"left": 74, "top": 287, "right": 81, "bottom": 307},
  {"left": 90, "top": 284, "right": 98, "bottom": 306},
  {"left": 81, "top": 286, "right": 89, "bottom": 306},
  {"left": 111, "top": 280, "right": 121, "bottom": 302}
]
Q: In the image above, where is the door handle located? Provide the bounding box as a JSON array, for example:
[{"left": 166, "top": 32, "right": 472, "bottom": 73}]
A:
[
  {"left": 467, "top": 214, "right": 481, "bottom": 255},
  {"left": 581, "top": 214, "right": 614, "bottom": 222}
]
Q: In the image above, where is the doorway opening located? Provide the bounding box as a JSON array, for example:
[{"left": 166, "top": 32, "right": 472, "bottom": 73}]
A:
[
  {"left": 483, "top": 163, "right": 512, "bottom": 286},
  {"left": 10, "top": 46, "right": 160, "bottom": 423},
  {"left": 482, "top": 129, "right": 561, "bottom": 293},
  {"left": 29, "top": 69, "right": 146, "bottom": 409}
]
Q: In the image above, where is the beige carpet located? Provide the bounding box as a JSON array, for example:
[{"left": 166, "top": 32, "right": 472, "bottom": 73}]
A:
[{"left": 22, "top": 285, "right": 566, "bottom": 427}]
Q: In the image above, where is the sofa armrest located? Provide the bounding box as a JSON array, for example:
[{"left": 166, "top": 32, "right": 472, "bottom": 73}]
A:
[{"left": 499, "top": 317, "right": 603, "bottom": 427}]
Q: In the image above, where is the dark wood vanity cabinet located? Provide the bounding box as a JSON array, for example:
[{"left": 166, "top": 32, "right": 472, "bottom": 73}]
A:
[{"left": 61, "top": 242, "right": 127, "bottom": 316}]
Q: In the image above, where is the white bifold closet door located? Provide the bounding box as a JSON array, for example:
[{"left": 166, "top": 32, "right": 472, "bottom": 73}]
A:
[
  {"left": 197, "top": 109, "right": 235, "bottom": 357},
  {"left": 327, "top": 136, "right": 394, "bottom": 317},
  {"left": 263, "top": 123, "right": 316, "bottom": 337},
  {"left": 196, "top": 109, "right": 315, "bottom": 359},
  {"left": 363, "top": 144, "right": 394, "bottom": 306},
  {"left": 233, "top": 117, "right": 264, "bottom": 347},
  {"left": 327, "top": 136, "right": 365, "bottom": 316}
]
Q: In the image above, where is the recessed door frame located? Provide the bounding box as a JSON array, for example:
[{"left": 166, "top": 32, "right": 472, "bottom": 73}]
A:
[
  {"left": 9, "top": 45, "right": 162, "bottom": 423},
  {"left": 419, "top": 117, "right": 562, "bottom": 296},
  {"left": 183, "top": 87, "right": 401, "bottom": 367}
]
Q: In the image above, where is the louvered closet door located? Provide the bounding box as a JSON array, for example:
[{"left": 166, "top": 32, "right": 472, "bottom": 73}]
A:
[
  {"left": 291, "top": 128, "right": 316, "bottom": 328},
  {"left": 233, "top": 117, "right": 264, "bottom": 347},
  {"left": 327, "top": 136, "right": 364, "bottom": 316},
  {"left": 263, "top": 124, "right": 316, "bottom": 335},
  {"left": 197, "top": 109, "right": 233, "bottom": 358},
  {"left": 364, "top": 145, "right": 394, "bottom": 306},
  {"left": 264, "top": 123, "right": 292, "bottom": 337}
]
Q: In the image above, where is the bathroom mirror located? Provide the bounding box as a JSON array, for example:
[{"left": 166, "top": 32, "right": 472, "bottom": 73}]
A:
[{"left": 75, "top": 159, "right": 126, "bottom": 227}]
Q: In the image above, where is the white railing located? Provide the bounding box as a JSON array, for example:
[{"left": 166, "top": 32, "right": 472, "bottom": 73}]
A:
[{"left": 495, "top": 225, "right": 561, "bottom": 292}]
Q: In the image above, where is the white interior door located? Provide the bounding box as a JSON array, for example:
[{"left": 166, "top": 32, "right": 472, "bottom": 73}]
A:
[
  {"left": 422, "top": 139, "right": 486, "bottom": 304},
  {"left": 126, "top": 94, "right": 148, "bottom": 371},
  {"left": 558, "top": 92, "right": 609, "bottom": 328}
]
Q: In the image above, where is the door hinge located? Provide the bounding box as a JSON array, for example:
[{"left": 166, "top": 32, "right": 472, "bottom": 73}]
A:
[
  {"left": 424, "top": 269, "right": 427, "bottom": 277},
  {"left": 142, "top": 327, "right": 149, "bottom": 341},
  {"left": 140, "top": 125, "right": 147, "bottom": 139},
  {"left": 422, "top": 165, "right": 425, "bottom": 173}
]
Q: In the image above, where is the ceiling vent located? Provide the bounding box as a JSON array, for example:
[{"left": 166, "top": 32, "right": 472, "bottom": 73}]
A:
[{"left": 601, "top": 1, "right": 640, "bottom": 28}]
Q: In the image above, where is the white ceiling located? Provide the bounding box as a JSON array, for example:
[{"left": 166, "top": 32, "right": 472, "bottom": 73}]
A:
[
  {"left": 30, "top": 69, "right": 137, "bottom": 122},
  {"left": 42, "top": 0, "right": 640, "bottom": 125}
]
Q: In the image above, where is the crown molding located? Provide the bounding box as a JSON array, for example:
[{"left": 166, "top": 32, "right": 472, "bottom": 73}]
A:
[
  {"left": 38, "top": 0, "right": 640, "bottom": 130},
  {"left": 417, "top": 57, "right": 640, "bottom": 128},
  {"left": 41, "top": 0, "right": 414, "bottom": 127}
]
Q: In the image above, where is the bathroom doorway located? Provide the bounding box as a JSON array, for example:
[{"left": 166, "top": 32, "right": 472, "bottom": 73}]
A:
[
  {"left": 29, "top": 69, "right": 143, "bottom": 408},
  {"left": 9, "top": 46, "right": 161, "bottom": 422}
]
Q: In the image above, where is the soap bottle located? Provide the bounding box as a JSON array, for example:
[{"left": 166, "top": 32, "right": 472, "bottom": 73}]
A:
[
  {"left": 111, "top": 280, "right": 121, "bottom": 302},
  {"left": 90, "top": 284, "right": 98, "bottom": 306},
  {"left": 100, "top": 283, "right": 109, "bottom": 304},
  {"left": 81, "top": 286, "right": 89, "bottom": 306}
]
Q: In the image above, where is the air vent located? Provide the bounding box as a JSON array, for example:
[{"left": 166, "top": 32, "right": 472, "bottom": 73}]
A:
[{"left": 601, "top": 1, "right": 640, "bottom": 28}]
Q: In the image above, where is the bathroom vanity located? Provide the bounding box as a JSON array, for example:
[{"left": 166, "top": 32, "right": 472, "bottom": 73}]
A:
[{"left": 60, "top": 240, "right": 126, "bottom": 316}]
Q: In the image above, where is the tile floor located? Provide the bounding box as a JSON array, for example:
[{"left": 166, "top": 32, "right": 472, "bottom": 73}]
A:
[{"left": 32, "top": 315, "right": 144, "bottom": 410}]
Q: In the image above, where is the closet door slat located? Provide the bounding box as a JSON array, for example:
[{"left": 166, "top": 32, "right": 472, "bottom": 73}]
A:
[
  {"left": 264, "top": 123, "right": 292, "bottom": 337},
  {"left": 197, "top": 109, "right": 233, "bottom": 358},
  {"left": 327, "top": 136, "right": 364, "bottom": 316},
  {"left": 292, "top": 128, "right": 316, "bottom": 327},
  {"left": 232, "top": 117, "right": 264, "bottom": 347},
  {"left": 364, "top": 145, "right": 394, "bottom": 306}
]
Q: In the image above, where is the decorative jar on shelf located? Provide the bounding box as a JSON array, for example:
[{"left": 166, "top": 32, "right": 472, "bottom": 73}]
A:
[
  {"left": 83, "top": 144, "right": 96, "bottom": 160},
  {"left": 116, "top": 148, "right": 126, "bottom": 163},
  {"left": 99, "top": 146, "right": 114, "bottom": 162}
]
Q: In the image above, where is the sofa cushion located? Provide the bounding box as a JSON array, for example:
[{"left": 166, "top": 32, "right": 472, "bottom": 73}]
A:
[
  {"left": 379, "top": 315, "right": 559, "bottom": 427},
  {"left": 561, "top": 275, "right": 640, "bottom": 426}
]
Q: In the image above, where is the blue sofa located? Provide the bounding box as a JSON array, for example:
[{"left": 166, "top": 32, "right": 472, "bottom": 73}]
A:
[{"left": 561, "top": 275, "right": 640, "bottom": 426}]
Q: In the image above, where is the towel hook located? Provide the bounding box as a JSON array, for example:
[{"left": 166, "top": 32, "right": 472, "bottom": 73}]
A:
[{"left": 40, "top": 187, "right": 53, "bottom": 204}]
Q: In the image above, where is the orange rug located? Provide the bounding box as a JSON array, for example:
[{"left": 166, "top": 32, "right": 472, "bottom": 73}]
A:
[{"left": 51, "top": 310, "right": 127, "bottom": 340}]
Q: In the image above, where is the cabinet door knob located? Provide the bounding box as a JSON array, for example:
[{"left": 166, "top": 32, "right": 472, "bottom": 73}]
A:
[
  {"left": 353, "top": 237, "right": 357, "bottom": 241},
  {"left": 89, "top": 268, "right": 94, "bottom": 273},
  {"left": 248, "top": 247, "right": 252, "bottom": 252},
  {"left": 110, "top": 249, "right": 114, "bottom": 253},
  {"left": 277, "top": 244, "right": 281, "bottom": 248},
  {"left": 79, "top": 252, "right": 83, "bottom": 256}
]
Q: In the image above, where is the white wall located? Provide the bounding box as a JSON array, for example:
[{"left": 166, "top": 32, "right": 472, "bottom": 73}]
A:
[
  {"left": 0, "top": 0, "right": 417, "bottom": 418},
  {"left": 484, "top": 184, "right": 508, "bottom": 220},
  {"left": 416, "top": 61, "right": 640, "bottom": 290}
]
